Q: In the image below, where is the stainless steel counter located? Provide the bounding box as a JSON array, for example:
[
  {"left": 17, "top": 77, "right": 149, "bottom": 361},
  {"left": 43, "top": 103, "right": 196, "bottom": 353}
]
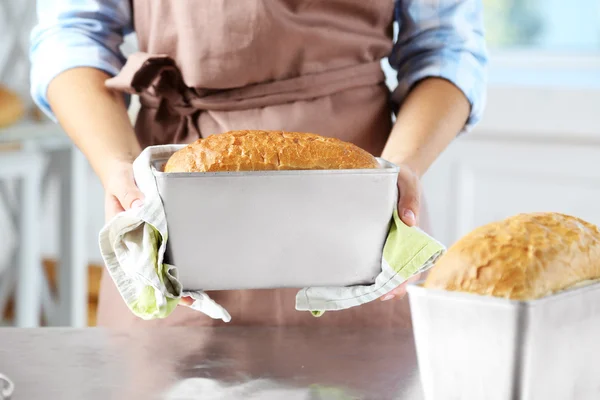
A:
[{"left": 0, "top": 327, "right": 423, "bottom": 400}]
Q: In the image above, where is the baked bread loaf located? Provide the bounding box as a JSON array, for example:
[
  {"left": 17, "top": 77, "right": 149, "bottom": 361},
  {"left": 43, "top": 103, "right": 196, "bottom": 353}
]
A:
[
  {"left": 0, "top": 85, "right": 25, "bottom": 129},
  {"left": 164, "top": 130, "right": 380, "bottom": 172},
  {"left": 423, "top": 212, "right": 600, "bottom": 300}
]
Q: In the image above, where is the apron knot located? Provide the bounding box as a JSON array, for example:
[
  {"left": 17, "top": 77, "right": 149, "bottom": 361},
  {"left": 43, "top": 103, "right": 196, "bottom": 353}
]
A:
[
  {"left": 107, "top": 52, "right": 198, "bottom": 114},
  {"left": 106, "top": 52, "right": 200, "bottom": 146}
]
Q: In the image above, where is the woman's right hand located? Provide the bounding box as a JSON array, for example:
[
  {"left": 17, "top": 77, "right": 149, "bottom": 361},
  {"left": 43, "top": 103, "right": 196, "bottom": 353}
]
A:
[{"left": 103, "top": 159, "right": 145, "bottom": 221}]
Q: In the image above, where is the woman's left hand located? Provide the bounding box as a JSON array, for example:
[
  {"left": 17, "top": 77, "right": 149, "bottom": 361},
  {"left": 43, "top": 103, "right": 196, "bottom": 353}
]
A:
[{"left": 380, "top": 164, "right": 423, "bottom": 301}]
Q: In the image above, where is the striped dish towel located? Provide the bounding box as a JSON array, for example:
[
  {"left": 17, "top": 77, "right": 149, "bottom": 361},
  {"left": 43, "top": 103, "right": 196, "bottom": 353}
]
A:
[{"left": 98, "top": 146, "right": 445, "bottom": 322}]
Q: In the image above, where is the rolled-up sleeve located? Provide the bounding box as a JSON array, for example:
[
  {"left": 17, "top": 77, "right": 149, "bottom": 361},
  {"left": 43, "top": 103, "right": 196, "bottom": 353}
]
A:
[
  {"left": 389, "top": 0, "right": 488, "bottom": 132},
  {"left": 30, "top": 0, "right": 133, "bottom": 120}
]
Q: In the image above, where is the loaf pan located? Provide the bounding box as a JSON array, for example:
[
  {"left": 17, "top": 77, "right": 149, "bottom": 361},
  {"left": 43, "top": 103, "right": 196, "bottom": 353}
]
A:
[
  {"left": 407, "top": 280, "right": 600, "bottom": 400},
  {"left": 151, "top": 145, "right": 399, "bottom": 291}
]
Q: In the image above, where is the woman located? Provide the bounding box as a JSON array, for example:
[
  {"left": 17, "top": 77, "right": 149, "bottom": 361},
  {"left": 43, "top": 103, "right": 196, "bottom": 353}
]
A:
[{"left": 30, "top": 0, "right": 487, "bottom": 328}]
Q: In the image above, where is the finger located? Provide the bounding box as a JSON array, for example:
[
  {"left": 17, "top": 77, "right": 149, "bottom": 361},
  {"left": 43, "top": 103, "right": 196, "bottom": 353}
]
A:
[
  {"left": 121, "top": 191, "right": 144, "bottom": 210},
  {"left": 108, "top": 169, "right": 145, "bottom": 210},
  {"left": 118, "top": 184, "right": 145, "bottom": 210},
  {"left": 179, "top": 296, "right": 194, "bottom": 306},
  {"left": 381, "top": 283, "right": 408, "bottom": 301},
  {"left": 397, "top": 170, "right": 421, "bottom": 227}
]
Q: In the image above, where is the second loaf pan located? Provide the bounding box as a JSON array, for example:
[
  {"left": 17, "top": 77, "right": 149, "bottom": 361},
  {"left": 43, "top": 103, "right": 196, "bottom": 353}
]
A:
[
  {"left": 407, "top": 280, "right": 600, "bottom": 400},
  {"left": 152, "top": 145, "right": 399, "bottom": 291}
]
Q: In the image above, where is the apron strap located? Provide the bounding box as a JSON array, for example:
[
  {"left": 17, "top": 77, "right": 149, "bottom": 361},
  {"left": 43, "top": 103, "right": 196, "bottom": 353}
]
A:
[
  {"left": 186, "top": 61, "right": 386, "bottom": 112},
  {"left": 110, "top": 55, "right": 386, "bottom": 114}
]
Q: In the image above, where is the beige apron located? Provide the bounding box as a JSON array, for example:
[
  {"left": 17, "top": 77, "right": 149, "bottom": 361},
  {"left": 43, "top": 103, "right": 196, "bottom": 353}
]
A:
[{"left": 98, "top": 0, "right": 430, "bottom": 328}]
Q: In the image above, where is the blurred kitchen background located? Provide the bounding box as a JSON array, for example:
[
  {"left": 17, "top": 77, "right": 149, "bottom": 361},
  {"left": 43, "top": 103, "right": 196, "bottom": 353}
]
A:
[{"left": 0, "top": 0, "right": 599, "bottom": 327}]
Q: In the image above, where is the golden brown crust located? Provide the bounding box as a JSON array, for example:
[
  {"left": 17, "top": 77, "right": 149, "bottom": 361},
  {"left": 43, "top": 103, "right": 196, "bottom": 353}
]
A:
[
  {"left": 0, "top": 86, "right": 25, "bottom": 129},
  {"left": 423, "top": 212, "right": 600, "bottom": 300},
  {"left": 164, "top": 130, "right": 380, "bottom": 172}
]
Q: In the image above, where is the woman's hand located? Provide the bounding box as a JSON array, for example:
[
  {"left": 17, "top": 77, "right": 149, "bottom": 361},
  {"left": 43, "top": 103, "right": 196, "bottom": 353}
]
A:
[
  {"left": 103, "top": 160, "right": 145, "bottom": 221},
  {"left": 379, "top": 164, "right": 423, "bottom": 301}
]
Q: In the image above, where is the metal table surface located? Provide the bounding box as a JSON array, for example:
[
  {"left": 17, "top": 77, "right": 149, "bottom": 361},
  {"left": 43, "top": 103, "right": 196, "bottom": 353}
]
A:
[{"left": 0, "top": 327, "right": 424, "bottom": 400}]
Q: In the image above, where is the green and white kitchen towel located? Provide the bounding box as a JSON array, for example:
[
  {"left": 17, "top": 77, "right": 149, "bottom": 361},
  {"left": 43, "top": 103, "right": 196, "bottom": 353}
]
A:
[{"left": 98, "top": 146, "right": 445, "bottom": 322}]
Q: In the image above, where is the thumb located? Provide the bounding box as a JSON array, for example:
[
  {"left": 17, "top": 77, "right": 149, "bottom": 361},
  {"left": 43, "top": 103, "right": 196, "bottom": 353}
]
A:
[
  {"left": 117, "top": 183, "right": 145, "bottom": 210},
  {"left": 397, "top": 169, "right": 420, "bottom": 227},
  {"left": 109, "top": 167, "right": 145, "bottom": 210}
]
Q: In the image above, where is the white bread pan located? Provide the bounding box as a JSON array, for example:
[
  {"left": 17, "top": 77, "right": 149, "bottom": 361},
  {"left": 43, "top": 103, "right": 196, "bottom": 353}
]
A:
[
  {"left": 151, "top": 145, "right": 399, "bottom": 290},
  {"left": 407, "top": 280, "right": 600, "bottom": 400}
]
